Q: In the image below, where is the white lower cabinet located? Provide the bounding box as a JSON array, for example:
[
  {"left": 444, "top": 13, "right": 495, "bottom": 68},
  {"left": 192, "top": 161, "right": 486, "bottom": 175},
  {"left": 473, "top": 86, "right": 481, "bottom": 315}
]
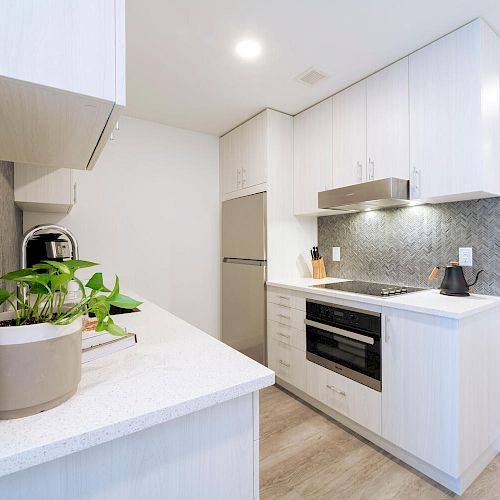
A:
[
  {"left": 306, "top": 360, "right": 381, "bottom": 435},
  {"left": 381, "top": 308, "right": 458, "bottom": 474},
  {"left": 267, "top": 302, "right": 305, "bottom": 331},
  {"left": 268, "top": 320, "right": 306, "bottom": 352},
  {"left": 268, "top": 338, "right": 306, "bottom": 392},
  {"left": 267, "top": 287, "right": 500, "bottom": 494},
  {"left": 267, "top": 290, "right": 306, "bottom": 311}
]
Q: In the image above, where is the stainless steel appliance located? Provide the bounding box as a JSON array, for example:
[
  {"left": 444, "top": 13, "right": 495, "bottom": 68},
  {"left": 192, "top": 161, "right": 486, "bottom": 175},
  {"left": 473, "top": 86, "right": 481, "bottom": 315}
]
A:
[
  {"left": 311, "top": 280, "right": 424, "bottom": 297},
  {"left": 318, "top": 178, "right": 411, "bottom": 212},
  {"left": 22, "top": 224, "right": 79, "bottom": 269},
  {"left": 221, "top": 193, "right": 266, "bottom": 364},
  {"left": 20, "top": 225, "right": 79, "bottom": 300},
  {"left": 305, "top": 299, "right": 382, "bottom": 391}
]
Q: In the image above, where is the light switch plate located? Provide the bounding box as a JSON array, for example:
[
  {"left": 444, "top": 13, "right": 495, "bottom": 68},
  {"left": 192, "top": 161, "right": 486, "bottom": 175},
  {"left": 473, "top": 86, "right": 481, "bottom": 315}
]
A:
[
  {"left": 459, "top": 247, "right": 473, "bottom": 267},
  {"left": 332, "top": 247, "right": 341, "bottom": 261}
]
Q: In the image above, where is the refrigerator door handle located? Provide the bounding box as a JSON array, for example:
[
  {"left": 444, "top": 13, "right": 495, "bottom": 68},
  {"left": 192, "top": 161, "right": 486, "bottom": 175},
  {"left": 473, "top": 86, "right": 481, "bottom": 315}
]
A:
[{"left": 223, "top": 258, "right": 267, "bottom": 266}]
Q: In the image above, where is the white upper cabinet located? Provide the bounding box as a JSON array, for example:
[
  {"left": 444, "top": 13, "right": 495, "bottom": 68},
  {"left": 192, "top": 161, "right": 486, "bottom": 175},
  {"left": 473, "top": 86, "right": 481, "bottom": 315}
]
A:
[
  {"left": 366, "top": 58, "right": 409, "bottom": 181},
  {"left": 220, "top": 128, "right": 241, "bottom": 195},
  {"left": 332, "top": 80, "right": 367, "bottom": 188},
  {"left": 0, "top": 0, "right": 125, "bottom": 170},
  {"left": 293, "top": 98, "right": 334, "bottom": 215},
  {"left": 240, "top": 112, "right": 267, "bottom": 189},
  {"left": 220, "top": 112, "right": 268, "bottom": 200},
  {"left": 409, "top": 19, "right": 500, "bottom": 202},
  {"left": 14, "top": 164, "right": 75, "bottom": 214}
]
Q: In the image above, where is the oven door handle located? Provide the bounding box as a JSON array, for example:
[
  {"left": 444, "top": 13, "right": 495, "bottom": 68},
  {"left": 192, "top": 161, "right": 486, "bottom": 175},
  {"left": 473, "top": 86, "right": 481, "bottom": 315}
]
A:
[{"left": 304, "top": 319, "right": 375, "bottom": 345}]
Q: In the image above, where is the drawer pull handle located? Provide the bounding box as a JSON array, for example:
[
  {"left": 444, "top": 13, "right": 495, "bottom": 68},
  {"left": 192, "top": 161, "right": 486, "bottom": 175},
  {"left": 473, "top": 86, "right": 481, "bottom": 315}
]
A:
[
  {"left": 279, "top": 360, "right": 291, "bottom": 368},
  {"left": 277, "top": 322, "right": 289, "bottom": 327},
  {"left": 278, "top": 314, "right": 290, "bottom": 319},
  {"left": 279, "top": 296, "right": 290, "bottom": 301},
  {"left": 278, "top": 332, "right": 291, "bottom": 339},
  {"left": 326, "top": 384, "right": 346, "bottom": 396}
]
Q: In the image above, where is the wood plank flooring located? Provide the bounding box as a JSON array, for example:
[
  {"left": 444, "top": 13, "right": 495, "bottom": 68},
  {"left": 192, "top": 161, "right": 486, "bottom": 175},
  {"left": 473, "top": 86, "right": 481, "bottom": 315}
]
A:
[{"left": 260, "top": 385, "right": 500, "bottom": 500}]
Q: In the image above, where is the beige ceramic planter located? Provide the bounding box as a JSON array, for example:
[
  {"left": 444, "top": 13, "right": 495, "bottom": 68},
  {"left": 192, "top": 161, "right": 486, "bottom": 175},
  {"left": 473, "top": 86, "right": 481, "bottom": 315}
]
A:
[{"left": 0, "top": 313, "right": 82, "bottom": 419}]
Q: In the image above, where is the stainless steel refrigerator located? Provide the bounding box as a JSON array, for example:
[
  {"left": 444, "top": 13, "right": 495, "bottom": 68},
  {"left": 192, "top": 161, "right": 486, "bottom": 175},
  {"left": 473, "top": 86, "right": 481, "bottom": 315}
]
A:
[{"left": 221, "top": 192, "right": 266, "bottom": 364}]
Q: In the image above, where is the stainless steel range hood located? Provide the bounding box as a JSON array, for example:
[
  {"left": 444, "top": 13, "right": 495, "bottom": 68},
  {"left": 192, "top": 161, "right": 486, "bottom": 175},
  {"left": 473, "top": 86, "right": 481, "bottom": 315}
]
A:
[{"left": 318, "top": 178, "right": 411, "bottom": 212}]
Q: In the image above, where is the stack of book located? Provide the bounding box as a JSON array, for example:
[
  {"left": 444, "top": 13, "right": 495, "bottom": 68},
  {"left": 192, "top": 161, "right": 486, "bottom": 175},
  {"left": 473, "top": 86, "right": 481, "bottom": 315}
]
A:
[{"left": 82, "top": 319, "right": 137, "bottom": 363}]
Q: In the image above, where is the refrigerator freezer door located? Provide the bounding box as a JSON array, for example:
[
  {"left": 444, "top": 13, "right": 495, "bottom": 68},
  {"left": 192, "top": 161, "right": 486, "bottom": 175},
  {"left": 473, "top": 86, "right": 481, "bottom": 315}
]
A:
[
  {"left": 222, "top": 192, "right": 266, "bottom": 260},
  {"left": 222, "top": 261, "right": 266, "bottom": 364}
]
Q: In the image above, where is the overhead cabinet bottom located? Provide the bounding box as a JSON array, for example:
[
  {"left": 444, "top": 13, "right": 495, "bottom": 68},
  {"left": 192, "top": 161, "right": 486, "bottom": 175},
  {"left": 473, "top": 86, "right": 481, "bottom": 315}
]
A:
[{"left": 0, "top": 76, "right": 114, "bottom": 170}]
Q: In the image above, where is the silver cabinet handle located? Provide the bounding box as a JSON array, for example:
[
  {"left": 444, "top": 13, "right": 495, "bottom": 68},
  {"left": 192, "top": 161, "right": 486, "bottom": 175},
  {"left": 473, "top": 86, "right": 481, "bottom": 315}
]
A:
[
  {"left": 278, "top": 295, "right": 290, "bottom": 301},
  {"left": 278, "top": 332, "right": 291, "bottom": 339},
  {"left": 278, "top": 314, "right": 290, "bottom": 319},
  {"left": 368, "top": 158, "right": 375, "bottom": 180},
  {"left": 279, "top": 360, "right": 290, "bottom": 368},
  {"left": 241, "top": 168, "right": 246, "bottom": 187},
  {"left": 356, "top": 161, "right": 363, "bottom": 182},
  {"left": 304, "top": 319, "right": 375, "bottom": 345},
  {"left": 326, "top": 384, "right": 346, "bottom": 396},
  {"left": 73, "top": 183, "right": 77, "bottom": 204},
  {"left": 385, "top": 316, "right": 390, "bottom": 343},
  {"left": 237, "top": 169, "right": 241, "bottom": 188},
  {"left": 412, "top": 166, "right": 421, "bottom": 198}
]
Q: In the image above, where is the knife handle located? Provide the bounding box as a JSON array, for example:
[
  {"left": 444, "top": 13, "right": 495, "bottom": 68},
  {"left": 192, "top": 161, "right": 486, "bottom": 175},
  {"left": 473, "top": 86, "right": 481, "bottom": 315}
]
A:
[{"left": 428, "top": 266, "right": 440, "bottom": 280}]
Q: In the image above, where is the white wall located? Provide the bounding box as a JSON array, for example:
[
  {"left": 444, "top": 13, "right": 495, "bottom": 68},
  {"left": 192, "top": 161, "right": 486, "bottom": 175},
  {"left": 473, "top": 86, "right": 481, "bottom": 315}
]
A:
[{"left": 23, "top": 116, "right": 221, "bottom": 337}]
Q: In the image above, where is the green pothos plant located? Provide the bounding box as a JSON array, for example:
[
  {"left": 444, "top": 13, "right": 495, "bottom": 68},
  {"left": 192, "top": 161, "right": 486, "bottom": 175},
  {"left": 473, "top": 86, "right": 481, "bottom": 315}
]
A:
[{"left": 0, "top": 260, "right": 142, "bottom": 336}]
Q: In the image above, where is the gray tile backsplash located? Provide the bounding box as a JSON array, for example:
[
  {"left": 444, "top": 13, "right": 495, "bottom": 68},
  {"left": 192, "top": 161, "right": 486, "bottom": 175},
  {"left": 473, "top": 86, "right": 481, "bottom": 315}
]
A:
[
  {"left": 318, "top": 198, "right": 500, "bottom": 295},
  {"left": 0, "top": 161, "right": 23, "bottom": 307}
]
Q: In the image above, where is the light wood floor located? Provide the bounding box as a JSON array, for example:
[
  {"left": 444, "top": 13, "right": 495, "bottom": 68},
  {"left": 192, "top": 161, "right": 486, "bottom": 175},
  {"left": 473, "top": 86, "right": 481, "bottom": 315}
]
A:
[{"left": 260, "top": 385, "right": 500, "bottom": 500}]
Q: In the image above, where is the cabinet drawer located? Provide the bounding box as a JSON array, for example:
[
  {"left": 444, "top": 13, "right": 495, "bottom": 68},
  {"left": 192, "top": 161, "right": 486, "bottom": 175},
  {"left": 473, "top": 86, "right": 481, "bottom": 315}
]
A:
[
  {"left": 268, "top": 339, "right": 306, "bottom": 391},
  {"left": 268, "top": 320, "right": 306, "bottom": 352},
  {"left": 306, "top": 361, "right": 381, "bottom": 435},
  {"left": 267, "top": 302, "right": 305, "bottom": 331},
  {"left": 267, "top": 289, "right": 305, "bottom": 311}
]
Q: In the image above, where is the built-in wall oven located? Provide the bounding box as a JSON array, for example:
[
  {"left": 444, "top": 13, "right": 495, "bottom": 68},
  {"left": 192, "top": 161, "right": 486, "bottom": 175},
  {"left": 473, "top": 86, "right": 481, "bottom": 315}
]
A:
[{"left": 305, "top": 299, "right": 382, "bottom": 391}]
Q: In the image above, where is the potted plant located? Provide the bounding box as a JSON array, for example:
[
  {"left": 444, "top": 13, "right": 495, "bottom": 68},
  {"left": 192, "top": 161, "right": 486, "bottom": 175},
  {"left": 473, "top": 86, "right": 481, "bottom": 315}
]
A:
[{"left": 0, "top": 260, "right": 141, "bottom": 419}]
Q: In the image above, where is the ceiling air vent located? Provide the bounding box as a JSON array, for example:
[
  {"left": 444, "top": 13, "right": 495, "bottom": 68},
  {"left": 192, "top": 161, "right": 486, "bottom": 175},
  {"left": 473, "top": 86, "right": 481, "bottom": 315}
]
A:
[{"left": 295, "top": 67, "right": 328, "bottom": 86}]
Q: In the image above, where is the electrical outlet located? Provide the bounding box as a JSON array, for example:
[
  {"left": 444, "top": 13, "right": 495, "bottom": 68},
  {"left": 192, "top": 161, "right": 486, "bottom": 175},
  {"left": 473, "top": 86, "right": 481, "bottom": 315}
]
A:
[
  {"left": 332, "top": 247, "right": 341, "bottom": 261},
  {"left": 459, "top": 247, "right": 473, "bottom": 267}
]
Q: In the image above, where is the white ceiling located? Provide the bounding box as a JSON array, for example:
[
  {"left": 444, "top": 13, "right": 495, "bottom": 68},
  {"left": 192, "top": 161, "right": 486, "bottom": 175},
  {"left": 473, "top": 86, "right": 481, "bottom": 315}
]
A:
[{"left": 125, "top": 0, "right": 500, "bottom": 136}]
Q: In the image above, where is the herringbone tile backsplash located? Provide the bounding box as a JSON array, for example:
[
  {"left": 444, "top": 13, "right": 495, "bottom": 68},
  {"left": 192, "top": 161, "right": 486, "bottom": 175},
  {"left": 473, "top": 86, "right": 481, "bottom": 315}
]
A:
[
  {"left": 318, "top": 198, "right": 500, "bottom": 295},
  {"left": 0, "top": 161, "right": 23, "bottom": 310}
]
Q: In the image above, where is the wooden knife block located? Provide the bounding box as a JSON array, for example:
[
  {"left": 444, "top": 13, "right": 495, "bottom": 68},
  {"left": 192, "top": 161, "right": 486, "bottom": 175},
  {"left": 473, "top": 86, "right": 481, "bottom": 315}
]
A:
[{"left": 312, "top": 258, "right": 327, "bottom": 279}]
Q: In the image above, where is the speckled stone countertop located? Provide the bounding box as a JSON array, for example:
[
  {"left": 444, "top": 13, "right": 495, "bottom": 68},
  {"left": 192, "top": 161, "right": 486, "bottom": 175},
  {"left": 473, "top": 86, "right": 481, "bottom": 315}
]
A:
[
  {"left": 0, "top": 297, "right": 274, "bottom": 478},
  {"left": 267, "top": 277, "right": 500, "bottom": 319}
]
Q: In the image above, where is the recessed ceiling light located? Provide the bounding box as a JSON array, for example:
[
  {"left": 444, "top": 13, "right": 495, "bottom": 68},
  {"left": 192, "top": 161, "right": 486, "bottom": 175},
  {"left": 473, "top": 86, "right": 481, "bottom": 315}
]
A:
[{"left": 235, "top": 39, "right": 262, "bottom": 60}]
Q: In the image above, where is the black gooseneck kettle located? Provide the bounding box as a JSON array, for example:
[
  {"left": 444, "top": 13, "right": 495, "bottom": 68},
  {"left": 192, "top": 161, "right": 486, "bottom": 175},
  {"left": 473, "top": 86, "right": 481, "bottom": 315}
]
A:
[{"left": 429, "top": 261, "right": 484, "bottom": 296}]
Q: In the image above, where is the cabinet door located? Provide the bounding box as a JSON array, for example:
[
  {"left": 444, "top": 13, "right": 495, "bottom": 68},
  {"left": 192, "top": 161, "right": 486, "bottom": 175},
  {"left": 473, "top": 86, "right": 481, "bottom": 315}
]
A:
[
  {"left": 367, "top": 58, "right": 409, "bottom": 181},
  {"left": 220, "top": 129, "right": 241, "bottom": 195},
  {"left": 14, "top": 164, "right": 74, "bottom": 213},
  {"left": 409, "top": 21, "right": 482, "bottom": 200},
  {"left": 382, "top": 308, "right": 458, "bottom": 474},
  {"left": 306, "top": 361, "right": 381, "bottom": 434},
  {"left": 268, "top": 339, "right": 306, "bottom": 392},
  {"left": 0, "top": 0, "right": 116, "bottom": 101},
  {"left": 293, "top": 98, "right": 333, "bottom": 215},
  {"left": 241, "top": 112, "right": 267, "bottom": 189},
  {"left": 332, "top": 80, "right": 367, "bottom": 188}
]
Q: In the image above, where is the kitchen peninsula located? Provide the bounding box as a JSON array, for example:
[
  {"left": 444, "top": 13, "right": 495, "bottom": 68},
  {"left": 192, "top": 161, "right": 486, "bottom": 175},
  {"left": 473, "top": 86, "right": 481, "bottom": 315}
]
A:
[{"left": 0, "top": 297, "right": 274, "bottom": 499}]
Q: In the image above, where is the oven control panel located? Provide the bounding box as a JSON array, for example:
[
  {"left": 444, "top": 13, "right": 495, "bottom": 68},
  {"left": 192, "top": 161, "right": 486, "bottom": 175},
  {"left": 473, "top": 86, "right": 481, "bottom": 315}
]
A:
[{"left": 306, "top": 300, "right": 381, "bottom": 335}]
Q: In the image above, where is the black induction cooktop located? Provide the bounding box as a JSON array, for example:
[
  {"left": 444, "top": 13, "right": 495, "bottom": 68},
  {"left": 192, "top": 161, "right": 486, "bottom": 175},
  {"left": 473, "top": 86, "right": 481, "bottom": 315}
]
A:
[{"left": 310, "top": 280, "right": 425, "bottom": 297}]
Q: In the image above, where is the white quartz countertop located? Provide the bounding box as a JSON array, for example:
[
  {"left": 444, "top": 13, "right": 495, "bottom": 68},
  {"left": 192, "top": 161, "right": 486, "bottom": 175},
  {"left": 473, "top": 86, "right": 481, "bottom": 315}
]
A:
[
  {"left": 267, "top": 278, "right": 500, "bottom": 319},
  {"left": 0, "top": 297, "right": 274, "bottom": 478}
]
